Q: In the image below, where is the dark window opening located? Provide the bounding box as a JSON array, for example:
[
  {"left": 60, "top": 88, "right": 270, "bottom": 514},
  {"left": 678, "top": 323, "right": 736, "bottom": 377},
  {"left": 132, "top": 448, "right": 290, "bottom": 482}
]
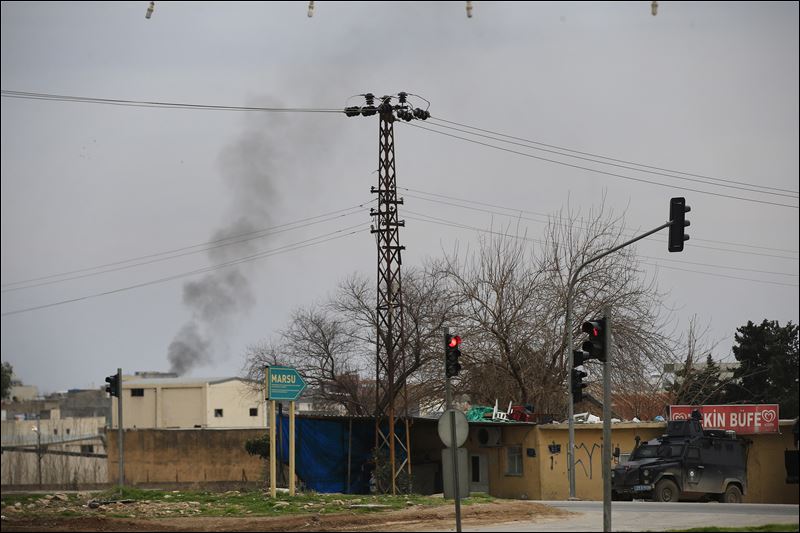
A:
[
  {"left": 131, "top": 388, "right": 144, "bottom": 397},
  {"left": 471, "top": 456, "right": 480, "bottom": 483},
  {"left": 214, "top": 409, "right": 223, "bottom": 418},
  {"left": 249, "top": 408, "right": 258, "bottom": 417},
  {"left": 80, "top": 445, "right": 94, "bottom": 454}
]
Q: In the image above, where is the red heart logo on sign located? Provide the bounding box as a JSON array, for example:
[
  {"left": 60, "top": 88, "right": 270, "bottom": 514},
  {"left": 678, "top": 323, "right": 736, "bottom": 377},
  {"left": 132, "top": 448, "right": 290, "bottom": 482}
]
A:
[{"left": 761, "top": 409, "right": 776, "bottom": 423}]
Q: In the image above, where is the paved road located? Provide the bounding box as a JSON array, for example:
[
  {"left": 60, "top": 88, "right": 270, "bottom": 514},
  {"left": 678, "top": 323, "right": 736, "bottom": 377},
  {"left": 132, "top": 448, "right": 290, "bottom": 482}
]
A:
[{"left": 458, "top": 501, "right": 800, "bottom": 532}]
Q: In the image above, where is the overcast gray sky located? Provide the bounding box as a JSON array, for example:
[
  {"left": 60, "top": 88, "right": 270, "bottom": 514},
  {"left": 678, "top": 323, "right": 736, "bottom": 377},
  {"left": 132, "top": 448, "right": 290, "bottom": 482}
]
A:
[{"left": 2, "top": 1, "right": 798, "bottom": 394}]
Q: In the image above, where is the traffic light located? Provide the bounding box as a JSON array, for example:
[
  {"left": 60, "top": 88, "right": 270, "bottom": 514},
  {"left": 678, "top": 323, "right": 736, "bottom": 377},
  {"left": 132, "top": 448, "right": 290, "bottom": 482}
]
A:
[
  {"left": 668, "top": 197, "right": 691, "bottom": 252},
  {"left": 105, "top": 374, "right": 120, "bottom": 397},
  {"left": 571, "top": 367, "right": 588, "bottom": 403},
  {"left": 572, "top": 348, "right": 588, "bottom": 367},
  {"left": 445, "top": 334, "right": 462, "bottom": 378},
  {"left": 581, "top": 319, "right": 606, "bottom": 362}
]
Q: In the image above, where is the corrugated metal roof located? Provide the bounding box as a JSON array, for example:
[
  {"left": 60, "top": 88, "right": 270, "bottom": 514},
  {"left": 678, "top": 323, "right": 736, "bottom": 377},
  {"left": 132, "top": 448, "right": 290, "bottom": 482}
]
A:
[{"left": 121, "top": 376, "right": 256, "bottom": 387}]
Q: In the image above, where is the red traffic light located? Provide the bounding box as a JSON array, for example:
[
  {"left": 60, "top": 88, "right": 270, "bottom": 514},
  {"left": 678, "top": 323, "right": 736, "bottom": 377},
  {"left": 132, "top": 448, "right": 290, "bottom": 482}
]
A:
[
  {"left": 582, "top": 320, "right": 603, "bottom": 337},
  {"left": 448, "top": 335, "right": 461, "bottom": 348}
]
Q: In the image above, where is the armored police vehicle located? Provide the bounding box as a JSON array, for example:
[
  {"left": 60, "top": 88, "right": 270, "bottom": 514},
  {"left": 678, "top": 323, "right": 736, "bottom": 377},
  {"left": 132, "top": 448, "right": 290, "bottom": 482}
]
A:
[{"left": 612, "top": 413, "right": 747, "bottom": 503}]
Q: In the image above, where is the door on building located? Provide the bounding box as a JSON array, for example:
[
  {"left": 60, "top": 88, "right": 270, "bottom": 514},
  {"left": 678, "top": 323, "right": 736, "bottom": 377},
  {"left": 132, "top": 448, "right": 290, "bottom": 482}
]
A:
[{"left": 470, "top": 453, "right": 489, "bottom": 494}]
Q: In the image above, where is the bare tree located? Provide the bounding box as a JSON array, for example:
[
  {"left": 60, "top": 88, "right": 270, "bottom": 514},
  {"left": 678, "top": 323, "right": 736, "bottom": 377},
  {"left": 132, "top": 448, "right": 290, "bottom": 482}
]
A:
[
  {"left": 244, "top": 198, "right": 685, "bottom": 421},
  {"left": 665, "top": 316, "right": 734, "bottom": 406},
  {"left": 242, "top": 264, "right": 458, "bottom": 415},
  {"left": 442, "top": 200, "right": 679, "bottom": 417},
  {"left": 242, "top": 310, "right": 372, "bottom": 415},
  {"left": 440, "top": 224, "right": 547, "bottom": 410}
]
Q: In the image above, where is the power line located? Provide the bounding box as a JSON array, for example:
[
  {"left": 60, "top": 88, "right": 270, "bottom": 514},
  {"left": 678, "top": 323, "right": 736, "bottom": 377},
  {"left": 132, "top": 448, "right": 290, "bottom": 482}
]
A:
[
  {"left": 7, "top": 88, "right": 795, "bottom": 199},
  {"left": 426, "top": 120, "right": 797, "bottom": 200},
  {"left": 1, "top": 200, "right": 374, "bottom": 292},
  {"left": 403, "top": 212, "right": 798, "bottom": 288},
  {"left": 401, "top": 187, "right": 799, "bottom": 260},
  {"left": 403, "top": 209, "right": 796, "bottom": 277},
  {"left": 1, "top": 224, "right": 368, "bottom": 317},
  {"left": 402, "top": 122, "right": 799, "bottom": 209},
  {"left": 410, "top": 209, "right": 800, "bottom": 278},
  {"left": 429, "top": 116, "right": 799, "bottom": 196},
  {"left": 0, "top": 90, "right": 343, "bottom": 113},
  {"left": 402, "top": 186, "right": 797, "bottom": 254}
]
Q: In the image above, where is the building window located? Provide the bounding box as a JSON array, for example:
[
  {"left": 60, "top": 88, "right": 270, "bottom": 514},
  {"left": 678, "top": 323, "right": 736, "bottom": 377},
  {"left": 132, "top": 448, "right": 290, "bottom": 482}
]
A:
[
  {"left": 214, "top": 409, "right": 224, "bottom": 418},
  {"left": 66, "top": 428, "right": 71, "bottom": 435},
  {"left": 471, "top": 455, "right": 481, "bottom": 483},
  {"left": 80, "top": 445, "right": 94, "bottom": 454},
  {"left": 249, "top": 408, "right": 258, "bottom": 417},
  {"left": 506, "top": 446, "right": 523, "bottom": 476},
  {"left": 131, "top": 388, "right": 144, "bottom": 397},
  {"left": 53, "top": 428, "right": 58, "bottom": 435}
]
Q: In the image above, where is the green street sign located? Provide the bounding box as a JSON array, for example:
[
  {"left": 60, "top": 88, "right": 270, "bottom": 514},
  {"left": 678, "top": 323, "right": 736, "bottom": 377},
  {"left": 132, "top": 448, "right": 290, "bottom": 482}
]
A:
[{"left": 267, "top": 366, "right": 307, "bottom": 401}]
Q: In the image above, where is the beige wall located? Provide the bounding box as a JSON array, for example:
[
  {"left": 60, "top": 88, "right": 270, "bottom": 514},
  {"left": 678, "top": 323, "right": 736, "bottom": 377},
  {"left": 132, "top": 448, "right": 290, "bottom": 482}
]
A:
[
  {"left": 107, "top": 428, "right": 266, "bottom": 485},
  {"left": 206, "top": 381, "right": 264, "bottom": 428},
  {"left": 116, "top": 379, "right": 264, "bottom": 429},
  {"left": 118, "top": 388, "right": 158, "bottom": 429},
  {"left": 8, "top": 384, "right": 38, "bottom": 402},
  {"left": 532, "top": 423, "right": 665, "bottom": 501},
  {"left": 482, "top": 421, "right": 799, "bottom": 504},
  {"left": 469, "top": 425, "right": 541, "bottom": 500},
  {"left": 162, "top": 387, "right": 205, "bottom": 428}
]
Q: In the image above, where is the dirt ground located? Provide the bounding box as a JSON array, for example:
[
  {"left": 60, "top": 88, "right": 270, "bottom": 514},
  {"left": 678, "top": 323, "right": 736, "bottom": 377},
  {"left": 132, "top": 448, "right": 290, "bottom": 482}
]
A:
[{"left": 1, "top": 500, "right": 570, "bottom": 532}]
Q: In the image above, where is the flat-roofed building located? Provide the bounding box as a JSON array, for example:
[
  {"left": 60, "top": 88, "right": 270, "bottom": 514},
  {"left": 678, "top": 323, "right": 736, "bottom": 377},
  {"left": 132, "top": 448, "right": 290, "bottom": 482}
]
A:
[{"left": 113, "top": 376, "right": 265, "bottom": 429}]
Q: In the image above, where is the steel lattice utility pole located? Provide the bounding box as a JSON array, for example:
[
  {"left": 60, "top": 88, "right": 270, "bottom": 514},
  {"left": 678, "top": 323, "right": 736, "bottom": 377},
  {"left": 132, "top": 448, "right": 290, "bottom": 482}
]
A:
[{"left": 345, "top": 92, "right": 430, "bottom": 494}]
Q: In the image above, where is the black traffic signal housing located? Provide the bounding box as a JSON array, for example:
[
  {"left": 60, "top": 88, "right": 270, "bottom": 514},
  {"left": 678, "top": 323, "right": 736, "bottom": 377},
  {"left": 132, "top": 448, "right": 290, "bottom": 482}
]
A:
[
  {"left": 571, "top": 367, "right": 588, "bottom": 403},
  {"left": 445, "top": 334, "right": 462, "bottom": 378},
  {"left": 668, "top": 197, "right": 691, "bottom": 252},
  {"left": 581, "top": 319, "right": 606, "bottom": 363},
  {"left": 105, "top": 374, "right": 120, "bottom": 397}
]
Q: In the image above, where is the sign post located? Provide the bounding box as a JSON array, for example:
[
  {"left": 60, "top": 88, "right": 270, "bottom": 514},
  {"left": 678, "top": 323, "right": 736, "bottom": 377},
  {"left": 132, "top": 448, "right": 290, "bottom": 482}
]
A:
[{"left": 266, "top": 366, "right": 307, "bottom": 498}]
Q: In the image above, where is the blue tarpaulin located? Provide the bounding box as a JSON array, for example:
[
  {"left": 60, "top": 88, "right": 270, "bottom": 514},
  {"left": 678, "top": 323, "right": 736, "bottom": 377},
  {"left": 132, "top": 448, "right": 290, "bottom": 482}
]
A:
[{"left": 275, "top": 414, "right": 400, "bottom": 494}]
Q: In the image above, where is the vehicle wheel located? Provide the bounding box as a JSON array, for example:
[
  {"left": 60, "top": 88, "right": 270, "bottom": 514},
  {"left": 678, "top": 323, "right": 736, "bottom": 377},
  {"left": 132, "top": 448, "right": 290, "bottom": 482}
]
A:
[
  {"left": 654, "top": 479, "right": 680, "bottom": 502},
  {"left": 723, "top": 485, "right": 742, "bottom": 503}
]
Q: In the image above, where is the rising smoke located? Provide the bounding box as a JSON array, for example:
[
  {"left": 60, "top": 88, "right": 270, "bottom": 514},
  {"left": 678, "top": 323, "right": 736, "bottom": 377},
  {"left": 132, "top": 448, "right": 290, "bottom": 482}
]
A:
[
  {"left": 164, "top": 15, "right": 389, "bottom": 375},
  {"left": 167, "top": 109, "right": 286, "bottom": 375}
]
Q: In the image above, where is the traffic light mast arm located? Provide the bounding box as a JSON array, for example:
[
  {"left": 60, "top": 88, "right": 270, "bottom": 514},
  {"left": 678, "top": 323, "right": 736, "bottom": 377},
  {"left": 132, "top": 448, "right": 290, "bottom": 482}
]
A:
[{"left": 564, "top": 218, "right": 670, "bottom": 499}]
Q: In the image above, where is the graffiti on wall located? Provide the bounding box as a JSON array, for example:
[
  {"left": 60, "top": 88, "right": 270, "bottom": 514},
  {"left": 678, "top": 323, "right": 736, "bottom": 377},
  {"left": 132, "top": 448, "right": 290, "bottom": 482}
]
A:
[{"left": 574, "top": 442, "right": 601, "bottom": 479}]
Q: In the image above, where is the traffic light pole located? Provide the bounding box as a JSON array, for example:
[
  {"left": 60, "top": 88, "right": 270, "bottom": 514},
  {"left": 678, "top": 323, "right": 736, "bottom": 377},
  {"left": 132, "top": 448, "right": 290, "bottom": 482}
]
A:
[
  {"left": 565, "top": 220, "right": 670, "bottom": 498},
  {"left": 117, "top": 367, "right": 124, "bottom": 489},
  {"left": 602, "top": 308, "right": 612, "bottom": 533},
  {"left": 444, "top": 328, "right": 462, "bottom": 533}
]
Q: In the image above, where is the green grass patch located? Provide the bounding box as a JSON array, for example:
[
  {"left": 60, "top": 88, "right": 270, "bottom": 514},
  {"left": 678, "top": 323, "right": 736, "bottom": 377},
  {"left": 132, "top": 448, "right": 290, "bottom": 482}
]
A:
[{"left": 2, "top": 488, "right": 495, "bottom": 520}]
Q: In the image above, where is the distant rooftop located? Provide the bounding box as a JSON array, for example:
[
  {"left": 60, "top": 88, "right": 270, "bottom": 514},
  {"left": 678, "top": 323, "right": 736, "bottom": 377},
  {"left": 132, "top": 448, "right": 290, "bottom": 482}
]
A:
[
  {"left": 122, "top": 376, "right": 256, "bottom": 387},
  {"left": 134, "top": 371, "right": 179, "bottom": 379}
]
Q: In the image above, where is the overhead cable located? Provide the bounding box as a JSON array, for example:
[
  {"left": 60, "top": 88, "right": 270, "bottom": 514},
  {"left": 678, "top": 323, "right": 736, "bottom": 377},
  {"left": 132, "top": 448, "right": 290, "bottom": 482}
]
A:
[
  {"left": 1, "top": 224, "right": 368, "bottom": 317},
  {"left": 1, "top": 201, "right": 374, "bottom": 292},
  {"left": 401, "top": 187, "right": 799, "bottom": 260},
  {"left": 0, "top": 90, "right": 342, "bottom": 113},
  {"left": 402, "top": 123, "right": 799, "bottom": 209},
  {"left": 428, "top": 116, "right": 798, "bottom": 196},
  {"left": 425, "top": 119, "right": 797, "bottom": 199}
]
